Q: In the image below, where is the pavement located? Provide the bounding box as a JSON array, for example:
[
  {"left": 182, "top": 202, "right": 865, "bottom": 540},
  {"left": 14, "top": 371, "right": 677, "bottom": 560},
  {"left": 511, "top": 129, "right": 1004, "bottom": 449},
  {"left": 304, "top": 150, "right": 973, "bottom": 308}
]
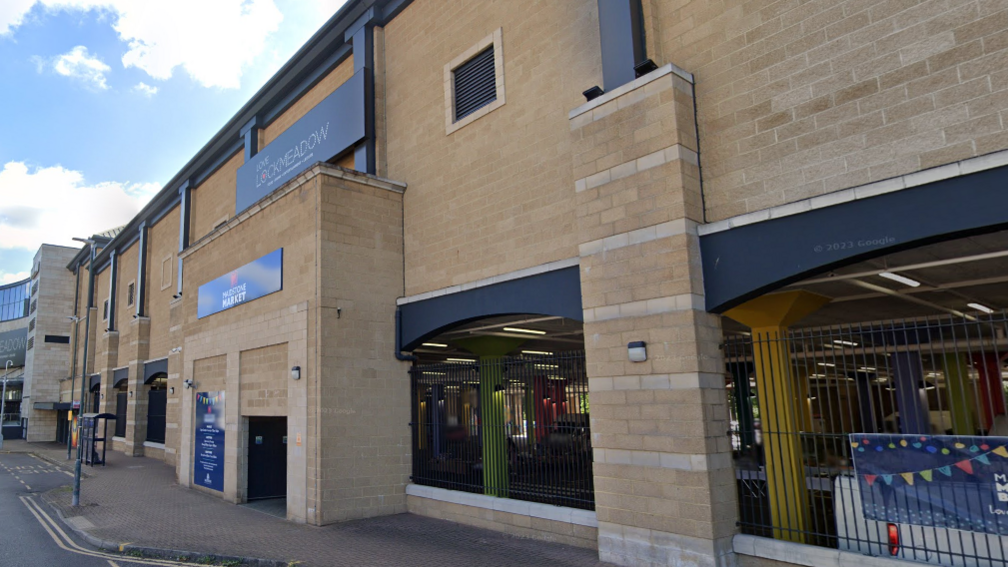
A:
[{"left": 3, "top": 439, "right": 610, "bottom": 567}]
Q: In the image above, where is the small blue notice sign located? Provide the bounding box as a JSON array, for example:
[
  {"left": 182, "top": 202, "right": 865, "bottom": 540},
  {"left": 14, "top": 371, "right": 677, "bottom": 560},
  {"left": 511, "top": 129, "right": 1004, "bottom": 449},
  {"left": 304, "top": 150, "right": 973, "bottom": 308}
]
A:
[
  {"left": 197, "top": 249, "right": 283, "bottom": 319},
  {"left": 194, "top": 391, "right": 226, "bottom": 492}
]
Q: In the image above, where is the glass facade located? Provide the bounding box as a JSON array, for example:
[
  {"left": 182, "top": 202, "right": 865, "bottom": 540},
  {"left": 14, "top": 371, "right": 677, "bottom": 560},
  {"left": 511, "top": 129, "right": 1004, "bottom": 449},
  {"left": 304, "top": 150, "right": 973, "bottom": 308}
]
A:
[{"left": 0, "top": 279, "right": 30, "bottom": 322}]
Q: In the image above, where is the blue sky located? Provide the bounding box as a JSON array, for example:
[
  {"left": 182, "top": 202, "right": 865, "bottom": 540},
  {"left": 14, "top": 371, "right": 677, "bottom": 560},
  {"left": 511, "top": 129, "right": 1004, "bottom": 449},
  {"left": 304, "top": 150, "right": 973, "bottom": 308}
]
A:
[{"left": 0, "top": 0, "right": 347, "bottom": 283}]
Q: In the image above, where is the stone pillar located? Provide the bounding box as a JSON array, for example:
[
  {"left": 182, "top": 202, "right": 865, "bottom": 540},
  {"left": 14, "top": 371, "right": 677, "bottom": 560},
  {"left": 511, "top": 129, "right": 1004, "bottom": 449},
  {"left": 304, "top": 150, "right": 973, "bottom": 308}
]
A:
[
  {"left": 98, "top": 331, "right": 120, "bottom": 415},
  {"left": 124, "top": 317, "right": 151, "bottom": 456},
  {"left": 165, "top": 297, "right": 184, "bottom": 467},
  {"left": 724, "top": 291, "right": 830, "bottom": 544},
  {"left": 570, "top": 65, "right": 735, "bottom": 566}
]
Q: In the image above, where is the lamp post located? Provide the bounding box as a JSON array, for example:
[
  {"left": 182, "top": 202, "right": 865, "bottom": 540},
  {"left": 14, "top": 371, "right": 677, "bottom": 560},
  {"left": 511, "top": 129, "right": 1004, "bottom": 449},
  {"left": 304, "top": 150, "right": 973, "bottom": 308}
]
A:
[
  {"left": 0, "top": 360, "right": 12, "bottom": 450},
  {"left": 67, "top": 315, "right": 80, "bottom": 460},
  {"left": 71, "top": 236, "right": 96, "bottom": 507}
]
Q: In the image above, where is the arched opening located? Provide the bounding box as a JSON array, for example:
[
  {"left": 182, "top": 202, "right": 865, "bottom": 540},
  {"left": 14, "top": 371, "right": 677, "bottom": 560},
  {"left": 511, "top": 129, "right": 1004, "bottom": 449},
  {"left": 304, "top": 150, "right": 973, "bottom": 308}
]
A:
[
  {"left": 722, "top": 227, "right": 1008, "bottom": 561},
  {"left": 145, "top": 373, "right": 167, "bottom": 444},
  {"left": 409, "top": 313, "right": 593, "bottom": 511}
]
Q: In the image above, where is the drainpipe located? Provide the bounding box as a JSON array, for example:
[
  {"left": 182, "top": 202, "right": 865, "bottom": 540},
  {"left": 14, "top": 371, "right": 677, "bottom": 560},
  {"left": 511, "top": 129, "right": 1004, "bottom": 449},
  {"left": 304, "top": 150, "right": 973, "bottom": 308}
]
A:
[{"left": 395, "top": 308, "right": 416, "bottom": 362}]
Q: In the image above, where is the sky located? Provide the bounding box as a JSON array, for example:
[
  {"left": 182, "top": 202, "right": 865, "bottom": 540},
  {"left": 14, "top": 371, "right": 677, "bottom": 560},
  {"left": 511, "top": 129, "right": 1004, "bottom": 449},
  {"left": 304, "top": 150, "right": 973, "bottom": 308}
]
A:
[{"left": 0, "top": 0, "right": 348, "bottom": 284}]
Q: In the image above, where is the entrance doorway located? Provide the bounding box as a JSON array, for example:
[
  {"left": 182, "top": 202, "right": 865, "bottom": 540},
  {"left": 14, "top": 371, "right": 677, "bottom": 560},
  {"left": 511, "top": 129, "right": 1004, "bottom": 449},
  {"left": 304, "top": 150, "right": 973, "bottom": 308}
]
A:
[{"left": 247, "top": 416, "right": 287, "bottom": 501}]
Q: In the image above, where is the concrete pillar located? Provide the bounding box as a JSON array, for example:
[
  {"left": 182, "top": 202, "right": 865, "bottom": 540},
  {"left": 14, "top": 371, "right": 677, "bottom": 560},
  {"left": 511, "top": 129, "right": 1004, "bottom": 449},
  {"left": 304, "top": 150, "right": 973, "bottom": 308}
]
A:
[
  {"left": 942, "top": 353, "right": 975, "bottom": 435},
  {"left": 973, "top": 353, "right": 1006, "bottom": 431},
  {"left": 891, "top": 352, "right": 929, "bottom": 434},
  {"left": 457, "top": 336, "right": 526, "bottom": 499},
  {"left": 724, "top": 290, "right": 830, "bottom": 544}
]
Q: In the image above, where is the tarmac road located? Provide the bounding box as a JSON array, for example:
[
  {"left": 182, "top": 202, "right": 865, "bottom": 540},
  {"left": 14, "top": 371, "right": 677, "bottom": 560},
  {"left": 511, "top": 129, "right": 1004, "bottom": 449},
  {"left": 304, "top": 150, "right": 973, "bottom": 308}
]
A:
[{"left": 0, "top": 452, "right": 218, "bottom": 567}]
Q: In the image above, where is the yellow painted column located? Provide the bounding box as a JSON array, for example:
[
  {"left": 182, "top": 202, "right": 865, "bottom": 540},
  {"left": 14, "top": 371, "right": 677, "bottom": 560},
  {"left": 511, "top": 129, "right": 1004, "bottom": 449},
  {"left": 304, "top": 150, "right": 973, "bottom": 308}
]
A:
[{"left": 726, "top": 291, "right": 831, "bottom": 543}]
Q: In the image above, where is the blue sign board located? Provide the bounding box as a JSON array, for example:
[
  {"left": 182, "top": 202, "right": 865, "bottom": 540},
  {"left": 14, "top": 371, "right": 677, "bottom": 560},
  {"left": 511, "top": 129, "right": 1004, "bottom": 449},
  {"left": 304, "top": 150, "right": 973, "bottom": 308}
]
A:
[
  {"left": 851, "top": 434, "right": 1008, "bottom": 535},
  {"left": 235, "top": 69, "right": 366, "bottom": 215},
  {"left": 197, "top": 249, "right": 283, "bottom": 319},
  {"left": 194, "top": 391, "right": 226, "bottom": 492}
]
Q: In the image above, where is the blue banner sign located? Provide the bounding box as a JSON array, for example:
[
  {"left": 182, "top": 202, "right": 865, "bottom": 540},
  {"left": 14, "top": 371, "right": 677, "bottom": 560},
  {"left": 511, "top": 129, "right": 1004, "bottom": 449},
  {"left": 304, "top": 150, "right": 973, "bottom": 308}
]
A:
[
  {"left": 0, "top": 327, "right": 27, "bottom": 367},
  {"left": 851, "top": 434, "right": 1008, "bottom": 535},
  {"left": 197, "top": 249, "right": 283, "bottom": 319},
  {"left": 235, "top": 68, "right": 366, "bottom": 215},
  {"left": 194, "top": 391, "right": 226, "bottom": 492}
]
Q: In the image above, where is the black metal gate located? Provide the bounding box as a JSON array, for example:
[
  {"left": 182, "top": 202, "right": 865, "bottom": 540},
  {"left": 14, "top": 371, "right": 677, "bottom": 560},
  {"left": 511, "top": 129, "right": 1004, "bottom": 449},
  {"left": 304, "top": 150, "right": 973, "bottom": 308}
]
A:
[
  {"left": 410, "top": 351, "right": 593, "bottom": 510},
  {"left": 726, "top": 313, "right": 1008, "bottom": 566}
]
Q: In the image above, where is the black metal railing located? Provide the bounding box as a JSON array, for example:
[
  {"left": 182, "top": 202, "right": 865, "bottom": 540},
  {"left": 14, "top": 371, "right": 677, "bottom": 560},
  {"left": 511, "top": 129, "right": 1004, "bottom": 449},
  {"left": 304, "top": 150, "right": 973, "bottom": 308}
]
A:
[
  {"left": 726, "top": 313, "right": 1008, "bottom": 566},
  {"left": 410, "top": 351, "right": 594, "bottom": 510}
]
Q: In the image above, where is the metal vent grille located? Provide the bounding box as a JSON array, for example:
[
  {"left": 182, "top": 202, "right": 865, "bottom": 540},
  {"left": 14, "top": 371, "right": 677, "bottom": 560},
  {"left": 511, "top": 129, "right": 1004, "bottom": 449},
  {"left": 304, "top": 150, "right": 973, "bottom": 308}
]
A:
[
  {"left": 26, "top": 336, "right": 33, "bottom": 351},
  {"left": 453, "top": 46, "right": 497, "bottom": 122},
  {"left": 29, "top": 318, "right": 35, "bottom": 332}
]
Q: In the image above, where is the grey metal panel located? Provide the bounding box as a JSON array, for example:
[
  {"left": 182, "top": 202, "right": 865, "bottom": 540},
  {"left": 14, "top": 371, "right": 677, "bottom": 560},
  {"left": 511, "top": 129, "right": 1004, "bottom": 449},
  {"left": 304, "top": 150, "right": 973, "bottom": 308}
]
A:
[
  {"left": 0, "top": 327, "right": 27, "bottom": 367},
  {"left": 452, "top": 47, "right": 496, "bottom": 121},
  {"left": 143, "top": 358, "right": 168, "bottom": 383},
  {"left": 113, "top": 368, "right": 128, "bottom": 388},
  {"left": 597, "top": 0, "right": 645, "bottom": 91},
  {"left": 399, "top": 267, "right": 583, "bottom": 351},
  {"left": 700, "top": 165, "right": 1008, "bottom": 313},
  {"left": 89, "top": 374, "right": 101, "bottom": 390},
  {"left": 235, "top": 70, "right": 367, "bottom": 214}
]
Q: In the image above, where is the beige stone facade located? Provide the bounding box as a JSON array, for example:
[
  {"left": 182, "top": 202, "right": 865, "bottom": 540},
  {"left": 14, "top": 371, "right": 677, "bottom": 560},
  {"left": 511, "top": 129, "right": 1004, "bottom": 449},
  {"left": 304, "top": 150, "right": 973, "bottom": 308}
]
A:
[{"left": 18, "top": 2, "right": 1008, "bottom": 566}]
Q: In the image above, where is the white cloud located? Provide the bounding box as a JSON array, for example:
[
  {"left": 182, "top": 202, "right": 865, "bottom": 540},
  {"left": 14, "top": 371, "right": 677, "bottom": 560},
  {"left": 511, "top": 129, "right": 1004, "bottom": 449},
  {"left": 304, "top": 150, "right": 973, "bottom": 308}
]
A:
[
  {"left": 6, "top": 1, "right": 284, "bottom": 89},
  {"left": 0, "top": 161, "right": 159, "bottom": 253},
  {"left": 49, "top": 45, "right": 110, "bottom": 89},
  {"left": 132, "top": 81, "right": 156, "bottom": 97},
  {"left": 0, "top": 272, "right": 30, "bottom": 284}
]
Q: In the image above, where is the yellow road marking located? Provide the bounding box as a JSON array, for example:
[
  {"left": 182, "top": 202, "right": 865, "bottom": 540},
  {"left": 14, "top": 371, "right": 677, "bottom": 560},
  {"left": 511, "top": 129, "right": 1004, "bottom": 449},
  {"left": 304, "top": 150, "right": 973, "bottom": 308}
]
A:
[{"left": 19, "top": 496, "right": 206, "bottom": 566}]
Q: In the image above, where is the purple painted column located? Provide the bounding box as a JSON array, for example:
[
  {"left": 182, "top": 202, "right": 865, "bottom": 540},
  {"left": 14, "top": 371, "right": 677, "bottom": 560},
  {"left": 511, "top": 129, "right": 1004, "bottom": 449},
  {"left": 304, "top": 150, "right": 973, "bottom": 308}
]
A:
[{"left": 891, "top": 352, "right": 929, "bottom": 434}]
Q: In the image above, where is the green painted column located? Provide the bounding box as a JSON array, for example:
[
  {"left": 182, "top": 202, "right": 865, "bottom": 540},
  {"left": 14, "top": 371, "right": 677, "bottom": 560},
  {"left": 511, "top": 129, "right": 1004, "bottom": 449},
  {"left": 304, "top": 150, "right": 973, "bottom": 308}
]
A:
[
  {"left": 456, "top": 336, "right": 526, "bottom": 499},
  {"left": 942, "top": 353, "right": 975, "bottom": 435}
]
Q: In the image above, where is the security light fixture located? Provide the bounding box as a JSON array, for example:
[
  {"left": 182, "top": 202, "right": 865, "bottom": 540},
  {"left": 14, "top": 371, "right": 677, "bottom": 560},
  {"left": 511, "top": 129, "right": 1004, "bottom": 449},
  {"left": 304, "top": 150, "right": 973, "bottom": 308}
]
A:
[
  {"left": 968, "top": 302, "right": 995, "bottom": 314},
  {"left": 183, "top": 379, "right": 193, "bottom": 389},
  {"left": 583, "top": 86, "right": 604, "bottom": 101},
  {"left": 628, "top": 341, "right": 647, "bottom": 363},
  {"left": 634, "top": 59, "right": 658, "bottom": 78},
  {"left": 503, "top": 327, "right": 546, "bottom": 335},
  {"left": 878, "top": 272, "right": 921, "bottom": 288},
  {"left": 169, "top": 387, "right": 174, "bottom": 395},
  {"left": 291, "top": 366, "right": 301, "bottom": 380}
]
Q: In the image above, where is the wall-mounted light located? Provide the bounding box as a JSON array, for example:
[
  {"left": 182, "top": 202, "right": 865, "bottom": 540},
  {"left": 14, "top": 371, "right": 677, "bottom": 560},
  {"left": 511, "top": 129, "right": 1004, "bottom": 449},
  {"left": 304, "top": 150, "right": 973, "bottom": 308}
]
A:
[
  {"left": 183, "top": 379, "right": 193, "bottom": 390},
  {"left": 169, "top": 387, "right": 175, "bottom": 395},
  {"left": 628, "top": 341, "right": 647, "bottom": 363},
  {"left": 129, "top": 391, "right": 133, "bottom": 398},
  {"left": 291, "top": 366, "right": 301, "bottom": 380}
]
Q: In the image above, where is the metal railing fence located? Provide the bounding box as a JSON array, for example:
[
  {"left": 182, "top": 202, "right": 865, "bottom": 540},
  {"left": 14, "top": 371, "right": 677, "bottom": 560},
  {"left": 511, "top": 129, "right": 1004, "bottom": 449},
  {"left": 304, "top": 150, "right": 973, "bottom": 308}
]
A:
[
  {"left": 409, "top": 351, "right": 594, "bottom": 510},
  {"left": 726, "top": 313, "right": 1008, "bottom": 566}
]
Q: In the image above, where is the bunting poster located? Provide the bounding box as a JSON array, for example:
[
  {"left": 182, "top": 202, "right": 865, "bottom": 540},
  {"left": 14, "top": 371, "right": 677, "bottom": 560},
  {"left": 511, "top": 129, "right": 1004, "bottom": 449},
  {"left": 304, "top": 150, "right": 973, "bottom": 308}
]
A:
[
  {"left": 850, "top": 434, "right": 1008, "bottom": 535},
  {"left": 194, "top": 391, "right": 226, "bottom": 492}
]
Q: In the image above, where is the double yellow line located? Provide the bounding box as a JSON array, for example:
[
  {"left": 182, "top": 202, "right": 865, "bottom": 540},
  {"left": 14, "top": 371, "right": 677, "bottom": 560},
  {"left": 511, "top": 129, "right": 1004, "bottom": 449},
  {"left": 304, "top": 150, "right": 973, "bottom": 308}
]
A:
[{"left": 18, "top": 495, "right": 204, "bottom": 567}]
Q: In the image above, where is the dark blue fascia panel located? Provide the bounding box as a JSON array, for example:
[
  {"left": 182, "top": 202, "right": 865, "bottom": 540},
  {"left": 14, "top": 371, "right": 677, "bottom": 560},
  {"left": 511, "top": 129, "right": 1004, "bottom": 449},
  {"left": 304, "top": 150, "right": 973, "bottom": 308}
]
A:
[
  {"left": 235, "top": 70, "right": 366, "bottom": 214},
  {"left": 144, "top": 358, "right": 168, "bottom": 383},
  {"left": 113, "top": 367, "right": 128, "bottom": 388},
  {"left": 701, "top": 165, "right": 1008, "bottom": 313},
  {"left": 89, "top": 374, "right": 101, "bottom": 390},
  {"left": 399, "top": 266, "right": 583, "bottom": 351}
]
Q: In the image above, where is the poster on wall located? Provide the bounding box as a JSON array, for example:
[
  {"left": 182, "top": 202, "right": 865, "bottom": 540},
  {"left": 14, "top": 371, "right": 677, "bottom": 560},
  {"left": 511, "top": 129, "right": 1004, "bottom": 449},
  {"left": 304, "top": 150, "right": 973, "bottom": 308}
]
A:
[
  {"left": 194, "top": 391, "right": 226, "bottom": 492},
  {"left": 851, "top": 433, "right": 1008, "bottom": 535}
]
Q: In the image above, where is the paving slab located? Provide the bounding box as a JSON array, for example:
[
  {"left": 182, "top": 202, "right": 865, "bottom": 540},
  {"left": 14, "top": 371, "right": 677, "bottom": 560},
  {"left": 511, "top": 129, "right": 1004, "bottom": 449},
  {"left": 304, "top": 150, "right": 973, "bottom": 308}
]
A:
[{"left": 32, "top": 447, "right": 610, "bottom": 566}]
